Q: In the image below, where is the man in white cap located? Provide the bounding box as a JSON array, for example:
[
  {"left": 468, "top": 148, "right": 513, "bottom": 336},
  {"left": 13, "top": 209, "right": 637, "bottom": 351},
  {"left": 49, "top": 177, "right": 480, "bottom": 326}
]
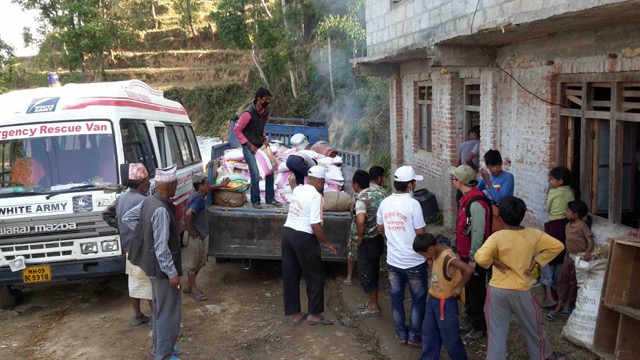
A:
[
  {"left": 286, "top": 133, "right": 317, "bottom": 186},
  {"left": 102, "top": 163, "right": 153, "bottom": 326},
  {"left": 281, "top": 165, "right": 338, "bottom": 326},
  {"left": 376, "top": 165, "right": 428, "bottom": 347},
  {"left": 124, "top": 165, "right": 183, "bottom": 360}
]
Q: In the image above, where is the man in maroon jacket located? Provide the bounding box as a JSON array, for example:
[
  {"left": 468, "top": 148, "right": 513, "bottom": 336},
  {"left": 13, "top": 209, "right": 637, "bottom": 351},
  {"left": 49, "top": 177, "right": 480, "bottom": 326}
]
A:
[{"left": 233, "top": 87, "right": 282, "bottom": 209}]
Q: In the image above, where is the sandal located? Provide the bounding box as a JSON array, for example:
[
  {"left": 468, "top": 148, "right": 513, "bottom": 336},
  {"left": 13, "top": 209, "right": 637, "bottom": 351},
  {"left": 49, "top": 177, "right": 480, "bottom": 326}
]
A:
[
  {"left": 561, "top": 307, "right": 573, "bottom": 316},
  {"left": 545, "top": 310, "right": 558, "bottom": 321},
  {"left": 540, "top": 300, "right": 558, "bottom": 308},
  {"left": 358, "top": 301, "right": 371, "bottom": 310},
  {"left": 358, "top": 304, "right": 381, "bottom": 317},
  {"left": 191, "top": 291, "right": 207, "bottom": 301},
  {"left": 548, "top": 351, "right": 569, "bottom": 360},
  {"left": 292, "top": 313, "right": 308, "bottom": 326},
  {"left": 308, "top": 316, "right": 334, "bottom": 325},
  {"left": 395, "top": 335, "right": 407, "bottom": 344}
]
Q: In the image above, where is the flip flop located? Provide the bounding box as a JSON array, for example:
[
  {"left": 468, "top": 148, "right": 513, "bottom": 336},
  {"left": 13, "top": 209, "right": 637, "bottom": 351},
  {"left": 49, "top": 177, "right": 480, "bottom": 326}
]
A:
[
  {"left": 292, "top": 313, "right": 308, "bottom": 326},
  {"left": 308, "top": 316, "right": 334, "bottom": 325},
  {"left": 545, "top": 310, "right": 558, "bottom": 321},
  {"left": 191, "top": 291, "right": 207, "bottom": 301},
  {"left": 358, "top": 304, "right": 381, "bottom": 317},
  {"left": 358, "top": 301, "right": 371, "bottom": 310},
  {"left": 540, "top": 300, "right": 558, "bottom": 308},
  {"left": 395, "top": 335, "right": 407, "bottom": 344}
]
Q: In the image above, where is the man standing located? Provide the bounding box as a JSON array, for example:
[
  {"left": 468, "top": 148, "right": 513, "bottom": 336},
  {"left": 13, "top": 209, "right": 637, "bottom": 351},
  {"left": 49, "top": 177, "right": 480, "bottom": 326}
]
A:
[
  {"left": 124, "top": 165, "right": 182, "bottom": 360},
  {"left": 352, "top": 170, "right": 386, "bottom": 316},
  {"left": 368, "top": 166, "right": 386, "bottom": 189},
  {"left": 282, "top": 165, "right": 337, "bottom": 326},
  {"left": 454, "top": 126, "right": 480, "bottom": 206},
  {"left": 454, "top": 126, "right": 481, "bottom": 171},
  {"left": 376, "top": 166, "right": 428, "bottom": 347},
  {"left": 449, "top": 164, "right": 491, "bottom": 341},
  {"left": 101, "top": 163, "right": 153, "bottom": 326},
  {"left": 182, "top": 175, "right": 229, "bottom": 301},
  {"left": 233, "top": 87, "right": 281, "bottom": 209}
]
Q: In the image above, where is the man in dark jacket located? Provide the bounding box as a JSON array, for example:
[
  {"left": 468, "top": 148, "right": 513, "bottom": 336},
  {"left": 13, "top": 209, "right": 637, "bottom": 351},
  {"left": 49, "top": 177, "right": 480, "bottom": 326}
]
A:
[
  {"left": 124, "top": 165, "right": 183, "bottom": 360},
  {"left": 101, "top": 163, "right": 153, "bottom": 326},
  {"left": 233, "top": 87, "right": 282, "bottom": 209}
]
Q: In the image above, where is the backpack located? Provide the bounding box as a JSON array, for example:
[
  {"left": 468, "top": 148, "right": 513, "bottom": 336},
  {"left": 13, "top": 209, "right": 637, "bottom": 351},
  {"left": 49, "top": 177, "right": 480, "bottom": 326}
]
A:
[{"left": 463, "top": 195, "right": 505, "bottom": 238}]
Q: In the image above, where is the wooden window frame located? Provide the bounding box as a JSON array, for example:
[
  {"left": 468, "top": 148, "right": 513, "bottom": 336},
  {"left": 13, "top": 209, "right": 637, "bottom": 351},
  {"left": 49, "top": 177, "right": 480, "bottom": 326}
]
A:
[
  {"left": 557, "top": 74, "right": 640, "bottom": 226},
  {"left": 416, "top": 81, "right": 433, "bottom": 152},
  {"left": 464, "top": 79, "right": 481, "bottom": 140}
]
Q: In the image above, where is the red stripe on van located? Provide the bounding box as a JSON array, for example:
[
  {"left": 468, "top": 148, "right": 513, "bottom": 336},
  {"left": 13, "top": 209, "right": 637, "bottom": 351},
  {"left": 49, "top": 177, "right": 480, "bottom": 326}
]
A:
[{"left": 63, "top": 98, "right": 187, "bottom": 115}]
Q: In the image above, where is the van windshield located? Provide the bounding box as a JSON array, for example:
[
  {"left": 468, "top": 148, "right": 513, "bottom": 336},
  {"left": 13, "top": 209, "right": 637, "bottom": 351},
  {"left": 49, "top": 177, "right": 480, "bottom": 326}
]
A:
[{"left": 0, "top": 120, "right": 116, "bottom": 197}]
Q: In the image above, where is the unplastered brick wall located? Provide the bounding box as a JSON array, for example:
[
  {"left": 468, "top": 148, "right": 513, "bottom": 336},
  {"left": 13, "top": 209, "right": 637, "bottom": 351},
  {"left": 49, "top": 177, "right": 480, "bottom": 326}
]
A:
[
  {"left": 391, "top": 63, "right": 465, "bottom": 227},
  {"left": 486, "top": 24, "right": 640, "bottom": 237}
]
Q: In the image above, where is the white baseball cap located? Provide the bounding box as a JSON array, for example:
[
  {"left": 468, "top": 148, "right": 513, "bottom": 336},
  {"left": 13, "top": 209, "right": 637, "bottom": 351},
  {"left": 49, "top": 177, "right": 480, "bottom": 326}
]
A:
[
  {"left": 394, "top": 166, "right": 424, "bottom": 182},
  {"left": 308, "top": 165, "right": 326, "bottom": 179},
  {"left": 290, "top": 133, "right": 309, "bottom": 148}
]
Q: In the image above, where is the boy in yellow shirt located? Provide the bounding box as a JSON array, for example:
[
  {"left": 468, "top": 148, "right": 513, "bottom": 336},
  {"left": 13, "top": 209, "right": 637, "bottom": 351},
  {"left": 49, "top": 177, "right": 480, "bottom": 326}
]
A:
[
  {"left": 413, "top": 233, "right": 473, "bottom": 360},
  {"left": 475, "top": 196, "right": 566, "bottom": 360}
]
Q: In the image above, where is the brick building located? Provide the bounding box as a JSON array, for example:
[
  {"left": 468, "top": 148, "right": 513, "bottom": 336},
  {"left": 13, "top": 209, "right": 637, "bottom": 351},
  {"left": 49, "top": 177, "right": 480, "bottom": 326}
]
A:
[{"left": 353, "top": 0, "right": 640, "bottom": 241}]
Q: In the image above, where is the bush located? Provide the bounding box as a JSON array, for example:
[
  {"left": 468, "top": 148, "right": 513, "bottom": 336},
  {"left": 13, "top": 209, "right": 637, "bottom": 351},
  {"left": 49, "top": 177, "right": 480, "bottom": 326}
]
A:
[{"left": 165, "top": 83, "right": 250, "bottom": 138}]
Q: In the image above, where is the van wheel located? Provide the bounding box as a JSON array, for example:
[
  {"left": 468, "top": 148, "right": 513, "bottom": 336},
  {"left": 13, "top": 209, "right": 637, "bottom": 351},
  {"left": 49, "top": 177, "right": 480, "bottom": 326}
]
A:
[{"left": 0, "top": 286, "right": 17, "bottom": 310}]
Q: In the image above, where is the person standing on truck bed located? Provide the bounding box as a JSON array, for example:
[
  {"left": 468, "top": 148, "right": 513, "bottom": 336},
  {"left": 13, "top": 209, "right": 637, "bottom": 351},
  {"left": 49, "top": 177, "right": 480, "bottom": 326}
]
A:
[
  {"left": 182, "top": 174, "right": 229, "bottom": 301},
  {"left": 101, "top": 163, "right": 154, "bottom": 327},
  {"left": 282, "top": 165, "right": 338, "bottom": 326},
  {"left": 286, "top": 133, "right": 317, "bottom": 186},
  {"left": 124, "top": 165, "right": 183, "bottom": 360},
  {"left": 233, "top": 87, "right": 282, "bottom": 209}
]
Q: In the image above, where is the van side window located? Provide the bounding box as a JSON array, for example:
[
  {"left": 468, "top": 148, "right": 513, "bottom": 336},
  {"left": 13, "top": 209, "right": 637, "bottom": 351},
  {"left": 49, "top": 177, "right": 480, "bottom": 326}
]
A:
[
  {"left": 155, "top": 127, "right": 167, "bottom": 167},
  {"left": 121, "top": 120, "right": 157, "bottom": 177},
  {"left": 185, "top": 126, "right": 202, "bottom": 162},
  {"left": 166, "top": 125, "right": 183, "bottom": 167},
  {"left": 174, "top": 125, "right": 193, "bottom": 165}
]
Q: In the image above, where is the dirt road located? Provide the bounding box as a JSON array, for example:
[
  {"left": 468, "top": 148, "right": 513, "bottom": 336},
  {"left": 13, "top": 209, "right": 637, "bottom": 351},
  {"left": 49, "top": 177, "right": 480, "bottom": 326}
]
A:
[{"left": 0, "top": 242, "right": 599, "bottom": 359}]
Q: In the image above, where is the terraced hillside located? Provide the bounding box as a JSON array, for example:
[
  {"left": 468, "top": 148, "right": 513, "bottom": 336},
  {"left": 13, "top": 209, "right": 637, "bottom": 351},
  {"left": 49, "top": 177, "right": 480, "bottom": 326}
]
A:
[{"left": 16, "top": 0, "right": 253, "bottom": 90}]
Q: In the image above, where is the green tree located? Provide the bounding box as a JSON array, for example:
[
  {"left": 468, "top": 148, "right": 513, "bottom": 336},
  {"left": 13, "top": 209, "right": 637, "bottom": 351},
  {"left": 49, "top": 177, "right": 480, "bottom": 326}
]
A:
[
  {"left": 0, "top": 37, "right": 23, "bottom": 94},
  {"left": 13, "top": 0, "right": 155, "bottom": 73},
  {"left": 172, "top": 0, "right": 200, "bottom": 37}
]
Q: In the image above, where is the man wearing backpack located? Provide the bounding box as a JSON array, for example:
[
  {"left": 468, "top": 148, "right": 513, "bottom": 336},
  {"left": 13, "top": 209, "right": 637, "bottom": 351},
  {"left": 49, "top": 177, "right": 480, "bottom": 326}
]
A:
[{"left": 449, "top": 164, "right": 492, "bottom": 341}]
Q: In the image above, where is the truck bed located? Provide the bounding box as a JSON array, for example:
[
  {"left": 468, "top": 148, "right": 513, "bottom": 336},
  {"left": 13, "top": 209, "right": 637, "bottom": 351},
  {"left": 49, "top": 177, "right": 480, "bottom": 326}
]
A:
[{"left": 207, "top": 203, "right": 351, "bottom": 262}]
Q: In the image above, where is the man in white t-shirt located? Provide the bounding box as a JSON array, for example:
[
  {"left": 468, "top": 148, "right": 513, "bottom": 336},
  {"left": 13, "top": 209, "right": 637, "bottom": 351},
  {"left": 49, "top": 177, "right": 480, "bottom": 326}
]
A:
[
  {"left": 376, "top": 165, "right": 428, "bottom": 347},
  {"left": 282, "top": 166, "right": 338, "bottom": 326}
]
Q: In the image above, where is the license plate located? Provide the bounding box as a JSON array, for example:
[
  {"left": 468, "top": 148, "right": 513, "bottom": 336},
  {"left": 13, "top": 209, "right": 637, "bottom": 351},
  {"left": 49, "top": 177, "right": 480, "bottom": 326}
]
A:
[{"left": 22, "top": 265, "right": 52, "bottom": 283}]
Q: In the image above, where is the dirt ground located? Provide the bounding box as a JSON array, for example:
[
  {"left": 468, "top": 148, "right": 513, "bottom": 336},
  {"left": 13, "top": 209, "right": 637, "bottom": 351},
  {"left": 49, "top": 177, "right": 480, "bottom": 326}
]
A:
[{"left": 0, "top": 227, "right": 602, "bottom": 360}]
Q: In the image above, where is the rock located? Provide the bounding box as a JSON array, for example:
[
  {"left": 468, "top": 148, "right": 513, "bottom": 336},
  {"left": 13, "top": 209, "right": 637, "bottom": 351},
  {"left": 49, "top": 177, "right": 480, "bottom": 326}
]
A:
[
  {"left": 341, "top": 317, "right": 352, "bottom": 326},
  {"left": 264, "top": 292, "right": 272, "bottom": 297},
  {"left": 204, "top": 304, "right": 222, "bottom": 315}
]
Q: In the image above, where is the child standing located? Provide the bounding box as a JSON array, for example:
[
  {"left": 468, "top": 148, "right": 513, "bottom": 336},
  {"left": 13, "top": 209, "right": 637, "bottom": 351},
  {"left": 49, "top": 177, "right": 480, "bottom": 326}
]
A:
[
  {"left": 540, "top": 167, "right": 575, "bottom": 308},
  {"left": 413, "top": 233, "right": 473, "bottom": 360},
  {"left": 475, "top": 196, "right": 566, "bottom": 360},
  {"left": 545, "top": 200, "right": 594, "bottom": 321}
]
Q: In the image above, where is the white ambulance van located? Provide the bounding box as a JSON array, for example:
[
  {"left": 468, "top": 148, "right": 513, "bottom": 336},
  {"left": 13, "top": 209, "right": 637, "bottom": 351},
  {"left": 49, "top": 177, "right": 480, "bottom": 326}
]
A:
[{"left": 0, "top": 80, "right": 203, "bottom": 308}]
